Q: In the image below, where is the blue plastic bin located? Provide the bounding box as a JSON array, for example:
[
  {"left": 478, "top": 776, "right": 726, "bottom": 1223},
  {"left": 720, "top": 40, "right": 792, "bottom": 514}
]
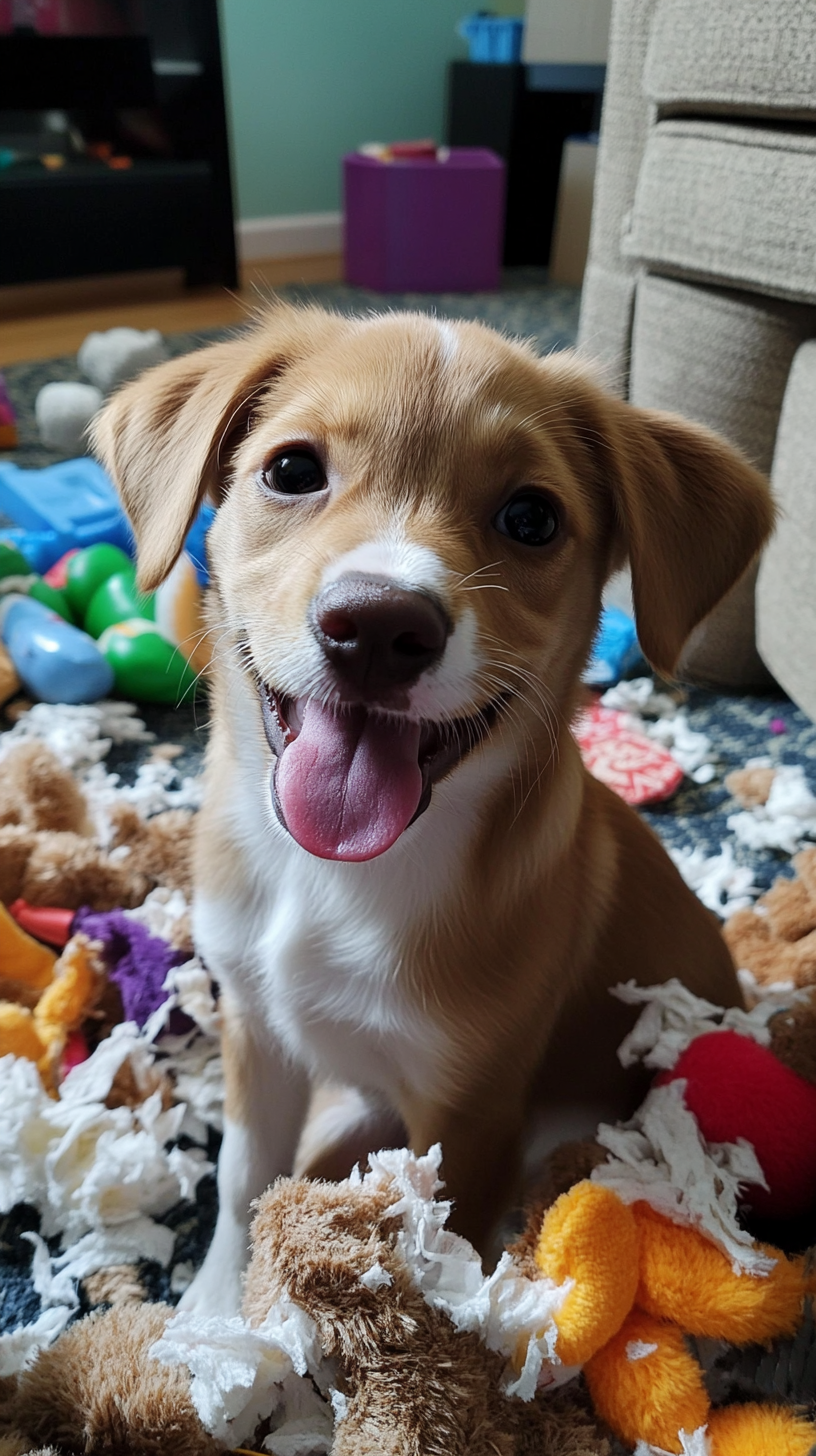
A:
[{"left": 458, "top": 15, "right": 524, "bottom": 63}]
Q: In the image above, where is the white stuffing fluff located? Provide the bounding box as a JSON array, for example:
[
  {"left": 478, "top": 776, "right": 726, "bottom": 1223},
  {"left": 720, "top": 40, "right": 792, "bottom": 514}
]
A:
[
  {"left": 601, "top": 678, "right": 716, "bottom": 783},
  {"left": 34, "top": 380, "right": 103, "bottom": 453},
  {"left": 0, "top": 1015, "right": 218, "bottom": 1372},
  {"left": 592, "top": 1081, "right": 775, "bottom": 1277},
  {"left": 612, "top": 977, "right": 801, "bottom": 1071},
  {"left": 358, "top": 1146, "right": 571, "bottom": 1397},
  {"left": 0, "top": 1304, "right": 73, "bottom": 1378},
  {"left": 728, "top": 763, "right": 816, "bottom": 854},
  {"left": 78, "top": 326, "right": 167, "bottom": 392},
  {"left": 668, "top": 842, "right": 759, "bottom": 919},
  {"left": 359, "top": 1261, "right": 393, "bottom": 1291},
  {"left": 0, "top": 699, "right": 201, "bottom": 846},
  {"left": 626, "top": 1339, "right": 658, "bottom": 1362},
  {"left": 0, "top": 700, "right": 153, "bottom": 769},
  {"left": 635, "top": 1428, "right": 711, "bottom": 1456},
  {"left": 151, "top": 1297, "right": 327, "bottom": 1446}
]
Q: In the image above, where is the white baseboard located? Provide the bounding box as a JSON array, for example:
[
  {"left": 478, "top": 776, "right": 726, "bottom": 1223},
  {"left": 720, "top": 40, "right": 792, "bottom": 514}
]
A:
[{"left": 237, "top": 212, "right": 343, "bottom": 262}]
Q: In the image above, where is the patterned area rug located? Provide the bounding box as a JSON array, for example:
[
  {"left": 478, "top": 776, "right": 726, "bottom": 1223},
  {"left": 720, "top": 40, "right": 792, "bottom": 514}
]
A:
[{"left": 1, "top": 275, "right": 816, "bottom": 1450}]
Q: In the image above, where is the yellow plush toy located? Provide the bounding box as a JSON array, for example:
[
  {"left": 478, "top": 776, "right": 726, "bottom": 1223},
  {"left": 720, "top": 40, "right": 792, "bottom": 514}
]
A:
[
  {"left": 0, "top": 902, "right": 104, "bottom": 1089},
  {"left": 534, "top": 1180, "right": 816, "bottom": 1455}
]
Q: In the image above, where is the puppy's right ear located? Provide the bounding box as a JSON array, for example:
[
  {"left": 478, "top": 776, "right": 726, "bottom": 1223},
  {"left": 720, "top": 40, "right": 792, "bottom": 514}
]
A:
[{"left": 92, "top": 304, "right": 340, "bottom": 592}]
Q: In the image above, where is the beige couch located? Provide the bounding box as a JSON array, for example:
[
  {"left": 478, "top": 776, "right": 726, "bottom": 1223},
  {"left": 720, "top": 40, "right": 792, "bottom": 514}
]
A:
[{"left": 579, "top": 0, "right": 816, "bottom": 712}]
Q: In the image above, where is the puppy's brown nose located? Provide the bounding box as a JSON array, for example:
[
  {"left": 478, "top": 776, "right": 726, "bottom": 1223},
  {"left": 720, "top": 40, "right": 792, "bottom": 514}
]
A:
[{"left": 312, "top": 574, "right": 449, "bottom": 694}]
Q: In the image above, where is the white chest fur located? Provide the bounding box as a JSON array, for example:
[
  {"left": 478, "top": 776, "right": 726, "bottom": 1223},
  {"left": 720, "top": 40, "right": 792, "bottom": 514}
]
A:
[{"left": 193, "top": 711, "right": 515, "bottom": 1105}]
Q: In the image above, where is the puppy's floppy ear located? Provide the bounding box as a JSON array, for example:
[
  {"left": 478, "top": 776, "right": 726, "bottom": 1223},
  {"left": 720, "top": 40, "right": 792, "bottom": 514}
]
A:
[
  {"left": 92, "top": 303, "right": 341, "bottom": 593},
  {"left": 599, "top": 399, "right": 775, "bottom": 678}
]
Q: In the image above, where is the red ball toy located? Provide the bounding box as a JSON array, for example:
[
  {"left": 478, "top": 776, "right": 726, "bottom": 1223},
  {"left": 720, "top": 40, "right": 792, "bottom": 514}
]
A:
[{"left": 656, "top": 1029, "right": 816, "bottom": 1220}]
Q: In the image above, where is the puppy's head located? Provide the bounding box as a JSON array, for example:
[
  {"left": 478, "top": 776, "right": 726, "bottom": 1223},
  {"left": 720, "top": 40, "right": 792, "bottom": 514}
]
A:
[{"left": 94, "top": 302, "right": 773, "bottom": 862}]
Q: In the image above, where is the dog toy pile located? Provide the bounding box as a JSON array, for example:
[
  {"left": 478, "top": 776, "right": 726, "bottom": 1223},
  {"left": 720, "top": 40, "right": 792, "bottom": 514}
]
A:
[{"left": 0, "top": 538, "right": 209, "bottom": 705}]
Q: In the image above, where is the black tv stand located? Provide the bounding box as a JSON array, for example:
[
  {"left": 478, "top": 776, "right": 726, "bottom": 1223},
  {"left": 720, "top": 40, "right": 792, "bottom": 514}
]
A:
[{"left": 0, "top": 0, "right": 236, "bottom": 290}]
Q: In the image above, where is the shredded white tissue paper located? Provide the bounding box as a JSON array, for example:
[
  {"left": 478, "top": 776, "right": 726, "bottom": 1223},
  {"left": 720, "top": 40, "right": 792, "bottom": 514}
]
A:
[
  {"left": 151, "top": 1295, "right": 326, "bottom": 1445},
  {"left": 612, "top": 977, "right": 800, "bottom": 1071},
  {"left": 592, "top": 1081, "right": 775, "bottom": 1276},
  {"left": 669, "top": 842, "right": 759, "bottom": 918},
  {"left": 0, "top": 700, "right": 153, "bottom": 769},
  {"left": 0, "top": 1303, "right": 73, "bottom": 1377},
  {"left": 601, "top": 679, "right": 716, "bottom": 783},
  {"left": 634, "top": 1428, "right": 711, "bottom": 1456}
]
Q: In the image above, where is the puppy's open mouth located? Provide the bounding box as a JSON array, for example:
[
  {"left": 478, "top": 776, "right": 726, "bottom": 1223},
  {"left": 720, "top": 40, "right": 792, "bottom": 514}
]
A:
[{"left": 259, "top": 684, "right": 505, "bottom": 862}]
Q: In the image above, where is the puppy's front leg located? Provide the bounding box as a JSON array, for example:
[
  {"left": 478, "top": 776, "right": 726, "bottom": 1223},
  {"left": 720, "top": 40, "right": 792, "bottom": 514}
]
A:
[
  {"left": 181, "top": 997, "right": 310, "bottom": 1314},
  {"left": 404, "top": 1093, "right": 525, "bottom": 1252}
]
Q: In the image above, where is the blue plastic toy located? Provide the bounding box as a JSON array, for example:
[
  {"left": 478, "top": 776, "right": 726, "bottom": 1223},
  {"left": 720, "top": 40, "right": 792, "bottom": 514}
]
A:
[
  {"left": 0, "top": 458, "right": 133, "bottom": 574},
  {"left": 0, "top": 456, "right": 214, "bottom": 586},
  {"left": 0, "top": 594, "right": 115, "bottom": 704},
  {"left": 584, "top": 605, "right": 644, "bottom": 688},
  {"left": 184, "top": 503, "right": 214, "bottom": 586},
  {"left": 457, "top": 15, "right": 524, "bottom": 63}
]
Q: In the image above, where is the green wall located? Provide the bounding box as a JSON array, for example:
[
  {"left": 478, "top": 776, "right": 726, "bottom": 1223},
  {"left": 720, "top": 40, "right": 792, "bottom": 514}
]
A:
[{"left": 219, "top": 1, "right": 521, "bottom": 220}]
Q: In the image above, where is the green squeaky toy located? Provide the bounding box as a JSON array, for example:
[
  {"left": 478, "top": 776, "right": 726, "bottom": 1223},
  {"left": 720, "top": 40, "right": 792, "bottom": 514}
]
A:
[{"left": 98, "top": 619, "right": 200, "bottom": 703}]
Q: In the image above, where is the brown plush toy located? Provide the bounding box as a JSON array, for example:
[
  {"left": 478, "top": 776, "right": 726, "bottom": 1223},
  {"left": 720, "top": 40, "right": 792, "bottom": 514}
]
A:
[
  {"left": 0, "top": 742, "right": 193, "bottom": 912},
  {"left": 244, "top": 1176, "right": 606, "bottom": 1456},
  {"left": 1, "top": 1175, "right": 609, "bottom": 1456},
  {"left": 725, "top": 846, "right": 816, "bottom": 989}
]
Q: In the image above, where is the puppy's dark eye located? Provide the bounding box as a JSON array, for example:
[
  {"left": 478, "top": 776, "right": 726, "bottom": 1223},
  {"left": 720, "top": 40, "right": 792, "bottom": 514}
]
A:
[
  {"left": 263, "top": 450, "right": 325, "bottom": 495},
  {"left": 494, "top": 491, "right": 560, "bottom": 547}
]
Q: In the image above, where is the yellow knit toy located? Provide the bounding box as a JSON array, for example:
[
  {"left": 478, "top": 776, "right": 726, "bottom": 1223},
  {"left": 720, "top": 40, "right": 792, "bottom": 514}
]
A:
[
  {"left": 0, "top": 904, "right": 104, "bottom": 1090},
  {"left": 534, "top": 1180, "right": 816, "bottom": 1455}
]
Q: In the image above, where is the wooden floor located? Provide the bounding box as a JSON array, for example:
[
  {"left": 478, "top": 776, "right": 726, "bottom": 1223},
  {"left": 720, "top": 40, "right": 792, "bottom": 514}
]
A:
[{"left": 0, "top": 254, "right": 343, "bottom": 366}]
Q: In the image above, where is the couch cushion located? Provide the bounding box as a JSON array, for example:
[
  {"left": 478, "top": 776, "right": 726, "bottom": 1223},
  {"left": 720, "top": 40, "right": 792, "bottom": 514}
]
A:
[
  {"left": 646, "top": 0, "right": 816, "bottom": 119},
  {"left": 623, "top": 120, "right": 816, "bottom": 305},
  {"left": 626, "top": 273, "right": 816, "bottom": 690},
  {"left": 758, "top": 340, "right": 816, "bottom": 722}
]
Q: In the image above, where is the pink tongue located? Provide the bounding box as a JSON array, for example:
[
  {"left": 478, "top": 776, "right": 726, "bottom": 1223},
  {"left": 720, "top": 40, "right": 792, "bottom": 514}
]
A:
[{"left": 275, "top": 700, "right": 423, "bottom": 861}]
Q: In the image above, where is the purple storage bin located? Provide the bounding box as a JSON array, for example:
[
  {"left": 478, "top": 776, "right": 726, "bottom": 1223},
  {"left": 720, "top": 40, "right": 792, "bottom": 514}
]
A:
[{"left": 343, "top": 148, "right": 505, "bottom": 293}]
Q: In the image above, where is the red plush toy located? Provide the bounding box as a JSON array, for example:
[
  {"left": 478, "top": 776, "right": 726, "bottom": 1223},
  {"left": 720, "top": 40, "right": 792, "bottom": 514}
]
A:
[{"left": 657, "top": 1027, "right": 816, "bottom": 1220}]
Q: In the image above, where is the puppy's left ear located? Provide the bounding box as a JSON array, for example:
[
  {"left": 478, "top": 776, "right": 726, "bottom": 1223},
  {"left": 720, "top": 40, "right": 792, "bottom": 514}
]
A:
[
  {"left": 599, "top": 400, "right": 776, "bottom": 678},
  {"left": 92, "top": 303, "right": 344, "bottom": 593}
]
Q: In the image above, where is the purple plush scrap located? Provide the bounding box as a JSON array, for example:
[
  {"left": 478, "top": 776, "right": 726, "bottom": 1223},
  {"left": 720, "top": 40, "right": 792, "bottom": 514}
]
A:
[{"left": 74, "top": 907, "right": 187, "bottom": 1028}]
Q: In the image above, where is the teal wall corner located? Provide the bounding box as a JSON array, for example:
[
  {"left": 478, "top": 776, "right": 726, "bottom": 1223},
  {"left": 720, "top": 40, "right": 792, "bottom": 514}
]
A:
[{"left": 218, "top": 0, "right": 479, "bottom": 220}]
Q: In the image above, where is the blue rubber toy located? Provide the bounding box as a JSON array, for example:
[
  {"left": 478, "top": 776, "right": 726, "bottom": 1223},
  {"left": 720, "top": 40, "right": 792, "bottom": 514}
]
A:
[
  {"left": 0, "top": 594, "right": 115, "bottom": 704},
  {"left": 584, "top": 605, "right": 643, "bottom": 688},
  {"left": 0, "top": 458, "right": 132, "bottom": 574}
]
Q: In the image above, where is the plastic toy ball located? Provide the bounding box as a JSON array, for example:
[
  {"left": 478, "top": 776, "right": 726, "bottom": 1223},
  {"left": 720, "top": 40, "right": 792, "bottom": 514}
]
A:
[
  {"left": 65, "top": 542, "right": 132, "bottom": 619},
  {"left": 98, "top": 618, "right": 201, "bottom": 703}
]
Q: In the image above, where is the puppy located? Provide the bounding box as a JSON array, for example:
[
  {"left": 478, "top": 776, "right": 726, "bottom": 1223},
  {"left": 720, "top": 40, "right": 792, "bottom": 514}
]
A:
[{"left": 94, "top": 302, "right": 774, "bottom": 1313}]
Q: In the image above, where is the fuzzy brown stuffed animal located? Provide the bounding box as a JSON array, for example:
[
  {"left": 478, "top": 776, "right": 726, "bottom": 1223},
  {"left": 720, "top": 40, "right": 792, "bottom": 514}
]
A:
[
  {"left": 725, "top": 847, "right": 816, "bottom": 989},
  {"left": 2, "top": 1304, "right": 219, "bottom": 1456},
  {"left": 1, "top": 1175, "right": 609, "bottom": 1456},
  {"left": 244, "top": 1176, "right": 607, "bottom": 1456},
  {"left": 0, "top": 742, "right": 193, "bottom": 912}
]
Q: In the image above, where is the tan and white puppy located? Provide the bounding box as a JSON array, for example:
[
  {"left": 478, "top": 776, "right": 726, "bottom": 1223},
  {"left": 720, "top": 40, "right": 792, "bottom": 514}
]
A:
[{"left": 94, "top": 303, "right": 774, "bottom": 1313}]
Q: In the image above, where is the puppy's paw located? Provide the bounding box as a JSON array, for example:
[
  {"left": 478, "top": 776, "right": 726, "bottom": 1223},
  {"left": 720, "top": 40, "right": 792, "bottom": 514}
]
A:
[
  {"left": 177, "top": 1261, "right": 244, "bottom": 1317},
  {"left": 178, "top": 1220, "right": 247, "bottom": 1317}
]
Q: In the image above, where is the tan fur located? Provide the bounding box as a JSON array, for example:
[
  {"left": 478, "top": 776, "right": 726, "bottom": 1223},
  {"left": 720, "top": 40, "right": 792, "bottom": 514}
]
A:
[
  {"left": 94, "top": 301, "right": 775, "bottom": 1248},
  {"left": 2, "top": 1304, "right": 219, "bottom": 1456},
  {"left": 244, "top": 1176, "right": 608, "bottom": 1456},
  {"left": 726, "top": 847, "right": 816, "bottom": 990},
  {"left": 82, "top": 1264, "right": 146, "bottom": 1308},
  {"left": 0, "top": 748, "right": 193, "bottom": 912},
  {"left": 0, "top": 744, "right": 90, "bottom": 835}
]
